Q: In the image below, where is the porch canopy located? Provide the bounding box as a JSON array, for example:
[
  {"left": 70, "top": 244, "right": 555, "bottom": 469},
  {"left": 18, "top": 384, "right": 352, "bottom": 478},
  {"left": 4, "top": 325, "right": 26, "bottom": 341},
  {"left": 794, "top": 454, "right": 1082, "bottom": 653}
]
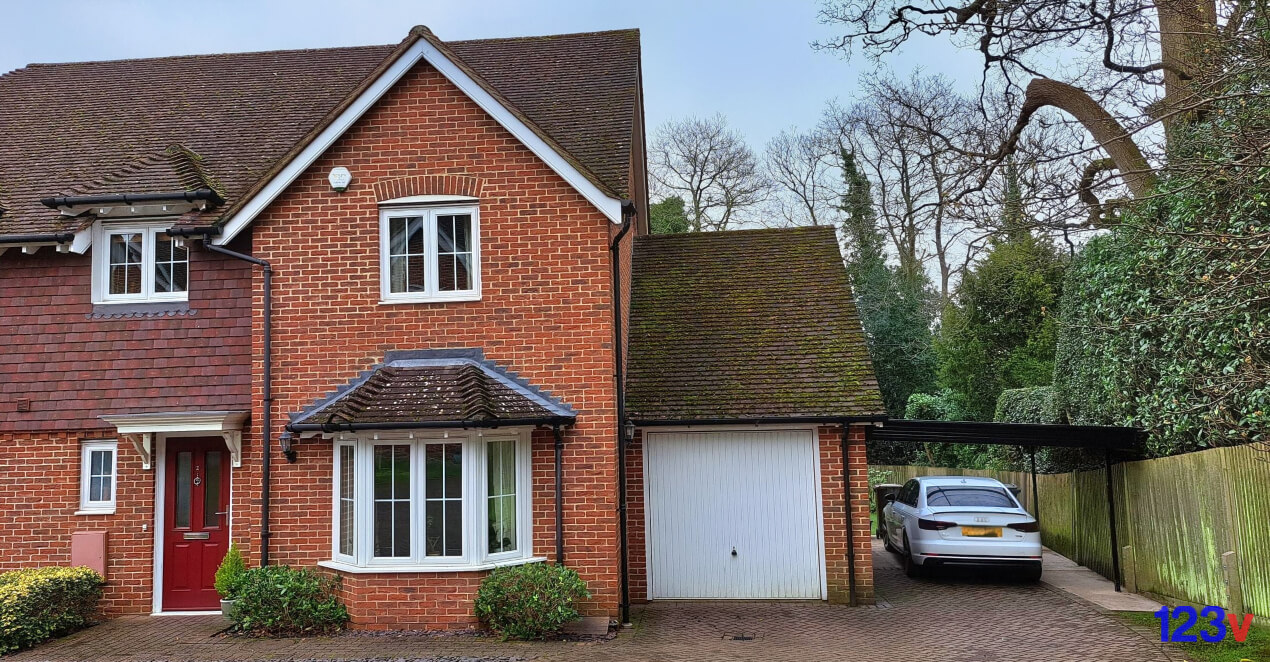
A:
[{"left": 868, "top": 419, "right": 1143, "bottom": 591}]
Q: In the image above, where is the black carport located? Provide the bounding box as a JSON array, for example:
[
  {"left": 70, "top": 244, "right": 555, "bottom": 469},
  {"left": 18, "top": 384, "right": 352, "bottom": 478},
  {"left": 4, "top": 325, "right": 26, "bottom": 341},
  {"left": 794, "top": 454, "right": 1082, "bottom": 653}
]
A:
[{"left": 867, "top": 420, "right": 1143, "bottom": 591}]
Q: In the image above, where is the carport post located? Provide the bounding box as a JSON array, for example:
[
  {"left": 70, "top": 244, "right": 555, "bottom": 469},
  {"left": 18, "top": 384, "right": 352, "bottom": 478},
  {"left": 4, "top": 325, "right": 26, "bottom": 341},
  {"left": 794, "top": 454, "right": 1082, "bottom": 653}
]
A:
[
  {"left": 1029, "top": 446, "right": 1039, "bottom": 525},
  {"left": 1104, "top": 447, "right": 1122, "bottom": 592}
]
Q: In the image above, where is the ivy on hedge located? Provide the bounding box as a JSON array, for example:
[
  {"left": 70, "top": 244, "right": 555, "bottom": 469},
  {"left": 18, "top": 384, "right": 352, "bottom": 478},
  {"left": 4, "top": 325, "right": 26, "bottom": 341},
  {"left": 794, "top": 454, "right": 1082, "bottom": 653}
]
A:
[{"left": 1054, "top": 173, "right": 1269, "bottom": 455}]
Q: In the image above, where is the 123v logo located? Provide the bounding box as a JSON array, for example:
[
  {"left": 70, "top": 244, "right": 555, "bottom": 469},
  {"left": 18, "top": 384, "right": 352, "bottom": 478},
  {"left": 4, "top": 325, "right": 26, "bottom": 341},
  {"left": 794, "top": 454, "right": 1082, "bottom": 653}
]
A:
[{"left": 1154, "top": 605, "right": 1255, "bottom": 643}]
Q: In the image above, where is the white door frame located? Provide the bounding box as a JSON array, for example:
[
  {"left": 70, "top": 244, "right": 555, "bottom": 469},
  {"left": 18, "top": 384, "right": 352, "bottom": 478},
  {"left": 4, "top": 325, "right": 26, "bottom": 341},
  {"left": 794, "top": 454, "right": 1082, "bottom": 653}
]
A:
[
  {"left": 150, "top": 433, "right": 234, "bottom": 615},
  {"left": 640, "top": 425, "right": 827, "bottom": 601}
]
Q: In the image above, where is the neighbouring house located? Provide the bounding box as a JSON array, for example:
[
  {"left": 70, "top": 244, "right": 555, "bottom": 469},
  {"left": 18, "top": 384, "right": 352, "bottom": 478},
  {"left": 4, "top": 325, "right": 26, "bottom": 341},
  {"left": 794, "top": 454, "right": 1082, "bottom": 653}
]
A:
[{"left": 0, "top": 26, "right": 883, "bottom": 629}]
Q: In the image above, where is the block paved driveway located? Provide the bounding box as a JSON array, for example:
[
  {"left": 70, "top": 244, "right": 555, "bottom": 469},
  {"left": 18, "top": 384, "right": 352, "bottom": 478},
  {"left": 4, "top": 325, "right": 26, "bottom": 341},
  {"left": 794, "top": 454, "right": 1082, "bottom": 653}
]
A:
[{"left": 11, "top": 541, "right": 1177, "bottom": 662}]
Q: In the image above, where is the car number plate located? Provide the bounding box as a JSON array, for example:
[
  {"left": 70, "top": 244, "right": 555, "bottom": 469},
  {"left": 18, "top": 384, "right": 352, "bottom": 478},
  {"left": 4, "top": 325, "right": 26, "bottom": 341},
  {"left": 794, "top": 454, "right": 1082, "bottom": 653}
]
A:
[{"left": 961, "top": 526, "right": 1002, "bottom": 537}]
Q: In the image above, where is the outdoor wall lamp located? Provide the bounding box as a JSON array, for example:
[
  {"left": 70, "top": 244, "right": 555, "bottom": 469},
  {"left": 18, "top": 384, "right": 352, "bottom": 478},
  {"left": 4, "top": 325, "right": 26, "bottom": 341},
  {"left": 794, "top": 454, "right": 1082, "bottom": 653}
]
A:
[{"left": 279, "top": 431, "right": 297, "bottom": 463}]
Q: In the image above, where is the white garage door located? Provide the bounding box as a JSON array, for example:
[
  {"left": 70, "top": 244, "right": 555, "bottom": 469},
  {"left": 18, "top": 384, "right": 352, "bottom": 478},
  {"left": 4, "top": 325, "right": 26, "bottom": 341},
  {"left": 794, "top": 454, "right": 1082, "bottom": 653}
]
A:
[{"left": 645, "top": 429, "right": 823, "bottom": 599}]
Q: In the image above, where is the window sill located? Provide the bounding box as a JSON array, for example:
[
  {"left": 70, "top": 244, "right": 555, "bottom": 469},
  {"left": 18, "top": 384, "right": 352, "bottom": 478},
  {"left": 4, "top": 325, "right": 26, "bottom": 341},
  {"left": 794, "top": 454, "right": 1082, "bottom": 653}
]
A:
[
  {"left": 378, "top": 294, "right": 482, "bottom": 305},
  {"left": 74, "top": 508, "right": 115, "bottom": 516},
  {"left": 318, "top": 556, "right": 545, "bottom": 574}
]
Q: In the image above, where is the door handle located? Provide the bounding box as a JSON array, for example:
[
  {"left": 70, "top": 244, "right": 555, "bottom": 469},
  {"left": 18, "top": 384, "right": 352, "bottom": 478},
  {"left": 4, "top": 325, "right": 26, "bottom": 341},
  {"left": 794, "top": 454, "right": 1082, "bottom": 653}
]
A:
[{"left": 214, "top": 511, "right": 229, "bottom": 516}]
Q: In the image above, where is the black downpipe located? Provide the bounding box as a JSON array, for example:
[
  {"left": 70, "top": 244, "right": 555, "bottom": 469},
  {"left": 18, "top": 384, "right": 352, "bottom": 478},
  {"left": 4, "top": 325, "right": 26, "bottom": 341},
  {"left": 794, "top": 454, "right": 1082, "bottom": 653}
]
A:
[
  {"left": 203, "top": 240, "right": 273, "bottom": 568},
  {"left": 553, "top": 423, "right": 565, "bottom": 565},
  {"left": 841, "top": 423, "right": 858, "bottom": 607},
  {"left": 610, "top": 203, "right": 634, "bottom": 626}
]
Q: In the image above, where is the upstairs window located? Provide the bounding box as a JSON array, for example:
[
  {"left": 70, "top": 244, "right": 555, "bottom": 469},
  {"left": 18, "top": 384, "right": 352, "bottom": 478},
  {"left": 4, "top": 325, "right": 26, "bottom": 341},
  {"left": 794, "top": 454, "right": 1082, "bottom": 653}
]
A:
[
  {"left": 379, "top": 206, "right": 480, "bottom": 303},
  {"left": 93, "top": 222, "right": 189, "bottom": 304}
]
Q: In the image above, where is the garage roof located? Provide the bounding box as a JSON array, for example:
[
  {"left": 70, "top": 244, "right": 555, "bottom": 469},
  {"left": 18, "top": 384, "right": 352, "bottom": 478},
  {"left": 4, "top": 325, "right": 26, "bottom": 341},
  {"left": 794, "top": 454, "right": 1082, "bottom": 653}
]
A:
[{"left": 625, "top": 227, "right": 885, "bottom": 423}]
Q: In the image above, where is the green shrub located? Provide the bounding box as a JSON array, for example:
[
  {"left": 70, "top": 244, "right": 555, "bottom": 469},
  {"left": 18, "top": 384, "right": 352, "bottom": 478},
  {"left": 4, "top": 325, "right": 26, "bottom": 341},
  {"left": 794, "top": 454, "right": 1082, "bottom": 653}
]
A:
[
  {"left": 994, "top": 386, "right": 1061, "bottom": 424},
  {"left": 214, "top": 542, "right": 247, "bottom": 600},
  {"left": 228, "top": 566, "right": 347, "bottom": 635},
  {"left": 0, "top": 566, "right": 104, "bottom": 654},
  {"left": 474, "top": 563, "right": 590, "bottom": 639}
]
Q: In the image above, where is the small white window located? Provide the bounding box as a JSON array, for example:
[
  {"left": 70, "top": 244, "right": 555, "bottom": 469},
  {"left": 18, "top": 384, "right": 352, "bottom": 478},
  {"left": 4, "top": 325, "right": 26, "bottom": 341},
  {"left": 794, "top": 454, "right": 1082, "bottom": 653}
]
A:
[
  {"left": 379, "top": 206, "right": 480, "bottom": 303},
  {"left": 92, "top": 221, "right": 189, "bottom": 304},
  {"left": 78, "top": 441, "right": 117, "bottom": 514}
]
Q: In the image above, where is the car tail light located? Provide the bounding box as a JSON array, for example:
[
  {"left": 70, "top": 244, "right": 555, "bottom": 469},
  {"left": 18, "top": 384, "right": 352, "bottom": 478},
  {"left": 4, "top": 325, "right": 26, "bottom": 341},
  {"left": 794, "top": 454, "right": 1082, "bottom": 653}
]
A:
[
  {"left": 1008, "top": 521, "right": 1040, "bottom": 532},
  {"left": 918, "top": 518, "right": 956, "bottom": 531}
]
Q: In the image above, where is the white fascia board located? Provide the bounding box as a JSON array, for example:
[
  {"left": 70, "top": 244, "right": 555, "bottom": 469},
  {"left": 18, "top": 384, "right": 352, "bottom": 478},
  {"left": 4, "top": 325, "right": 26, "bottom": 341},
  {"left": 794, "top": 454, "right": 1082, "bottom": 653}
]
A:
[{"left": 215, "top": 39, "right": 622, "bottom": 246}]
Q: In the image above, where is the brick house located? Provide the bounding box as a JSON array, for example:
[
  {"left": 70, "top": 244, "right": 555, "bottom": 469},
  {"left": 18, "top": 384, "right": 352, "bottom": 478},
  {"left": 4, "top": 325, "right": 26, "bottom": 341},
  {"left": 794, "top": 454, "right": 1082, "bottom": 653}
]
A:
[{"left": 0, "top": 26, "right": 883, "bottom": 629}]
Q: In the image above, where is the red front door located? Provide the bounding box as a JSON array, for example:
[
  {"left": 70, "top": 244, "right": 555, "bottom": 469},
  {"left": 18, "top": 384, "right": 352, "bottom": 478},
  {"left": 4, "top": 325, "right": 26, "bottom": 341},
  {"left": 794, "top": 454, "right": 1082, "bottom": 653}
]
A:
[{"left": 162, "top": 438, "right": 231, "bottom": 611}]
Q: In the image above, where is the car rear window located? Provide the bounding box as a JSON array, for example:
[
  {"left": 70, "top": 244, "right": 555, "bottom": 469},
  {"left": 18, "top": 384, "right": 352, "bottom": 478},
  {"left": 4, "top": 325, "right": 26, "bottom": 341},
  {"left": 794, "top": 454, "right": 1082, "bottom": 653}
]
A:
[{"left": 925, "top": 486, "right": 1016, "bottom": 507}]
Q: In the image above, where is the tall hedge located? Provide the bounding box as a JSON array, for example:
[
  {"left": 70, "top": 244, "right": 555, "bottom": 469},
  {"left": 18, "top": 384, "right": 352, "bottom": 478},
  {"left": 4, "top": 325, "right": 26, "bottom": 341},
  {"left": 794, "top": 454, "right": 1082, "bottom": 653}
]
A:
[
  {"left": 0, "top": 567, "right": 104, "bottom": 654},
  {"left": 1054, "top": 175, "right": 1269, "bottom": 455}
]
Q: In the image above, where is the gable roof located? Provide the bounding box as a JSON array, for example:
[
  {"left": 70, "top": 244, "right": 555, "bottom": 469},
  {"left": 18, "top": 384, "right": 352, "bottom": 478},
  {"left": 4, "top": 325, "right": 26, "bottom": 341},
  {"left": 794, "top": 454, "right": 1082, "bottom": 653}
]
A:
[
  {"left": 624, "top": 226, "right": 886, "bottom": 422},
  {"left": 288, "top": 349, "right": 576, "bottom": 431},
  {"left": 0, "top": 27, "right": 639, "bottom": 241}
]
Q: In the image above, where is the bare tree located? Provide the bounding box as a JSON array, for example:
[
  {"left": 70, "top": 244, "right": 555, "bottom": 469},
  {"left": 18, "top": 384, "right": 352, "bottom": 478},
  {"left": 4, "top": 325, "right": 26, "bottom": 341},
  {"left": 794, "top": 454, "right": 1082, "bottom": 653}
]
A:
[
  {"left": 822, "top": 75, "right": 1004, "bottom": 300},
  {"left": 650, "top": 115, "right": 770, "bottom": 231},
  {"left": 814, "top": 0, "right": 1261, "bottom": 215},
  {"left": 764, "top": 128, "right": 840, "bottom": 227}
]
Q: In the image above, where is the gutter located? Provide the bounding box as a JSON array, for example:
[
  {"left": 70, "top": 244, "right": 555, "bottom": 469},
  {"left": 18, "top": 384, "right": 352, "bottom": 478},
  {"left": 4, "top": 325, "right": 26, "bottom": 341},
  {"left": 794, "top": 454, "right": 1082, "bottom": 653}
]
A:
[
  {"left": 0, "top": 233, "right": 75, "bottom": 245},
  {"left": 176, "top": 227, "right": 274, "bottom": 567},
  {"left": 284, "top": 416, "right": 576, "bottom": 434},
  {"left": 40, "top": 188, "right": 224, "bottom": 210},
  {"left": 610, "top": 200, "right": 635, "bottom": 626}
]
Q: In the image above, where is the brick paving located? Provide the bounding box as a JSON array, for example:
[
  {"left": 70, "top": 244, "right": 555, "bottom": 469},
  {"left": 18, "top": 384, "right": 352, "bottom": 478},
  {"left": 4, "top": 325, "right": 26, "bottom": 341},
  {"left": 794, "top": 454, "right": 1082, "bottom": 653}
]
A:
[{"left": 10, "top": 541, "right": 1178, "bottom": 662}]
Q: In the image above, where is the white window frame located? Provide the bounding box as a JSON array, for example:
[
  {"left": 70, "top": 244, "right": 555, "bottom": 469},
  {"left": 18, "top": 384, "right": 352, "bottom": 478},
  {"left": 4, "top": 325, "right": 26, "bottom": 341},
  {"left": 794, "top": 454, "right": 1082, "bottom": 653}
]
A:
[
  {"left": 77, "top": 440, "right": 118, "bottom": 515},
  {"left": 327, "top": 429, "right": 534, "bottom": 572},
  {"left": 90, "top": 220, "right": 190, "bottom": 304},
  {"left": 378, "top": 205, "right": 481, "bottom": 304}
]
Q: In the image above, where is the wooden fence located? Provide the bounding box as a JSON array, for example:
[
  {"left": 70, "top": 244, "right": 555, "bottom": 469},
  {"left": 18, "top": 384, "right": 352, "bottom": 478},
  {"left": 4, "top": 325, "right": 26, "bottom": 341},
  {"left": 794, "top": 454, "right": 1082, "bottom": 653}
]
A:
[{"left": 872, "top": 443, "right": 1270, "bottom": 617}]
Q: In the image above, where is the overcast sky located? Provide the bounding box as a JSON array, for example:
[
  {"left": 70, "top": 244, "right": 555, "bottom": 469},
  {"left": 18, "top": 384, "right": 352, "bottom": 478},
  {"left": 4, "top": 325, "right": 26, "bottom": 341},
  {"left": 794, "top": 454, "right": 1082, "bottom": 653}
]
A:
[{"left": 1, "top": 0, "right": 983, "bottom": 149}]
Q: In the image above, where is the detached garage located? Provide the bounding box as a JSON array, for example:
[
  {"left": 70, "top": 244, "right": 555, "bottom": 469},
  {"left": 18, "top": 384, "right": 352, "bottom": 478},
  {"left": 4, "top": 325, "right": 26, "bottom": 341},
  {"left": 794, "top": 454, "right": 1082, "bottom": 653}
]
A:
[{"left": 623, "top": 227, "right": 887, "bottom": 607}]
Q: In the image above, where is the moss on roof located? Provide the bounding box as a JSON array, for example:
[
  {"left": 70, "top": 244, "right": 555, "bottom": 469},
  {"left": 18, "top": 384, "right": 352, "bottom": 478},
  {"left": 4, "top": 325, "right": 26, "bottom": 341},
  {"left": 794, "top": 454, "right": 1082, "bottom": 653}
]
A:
[{"left": 625, "top": 226, "right": 885, "bottom": 421}]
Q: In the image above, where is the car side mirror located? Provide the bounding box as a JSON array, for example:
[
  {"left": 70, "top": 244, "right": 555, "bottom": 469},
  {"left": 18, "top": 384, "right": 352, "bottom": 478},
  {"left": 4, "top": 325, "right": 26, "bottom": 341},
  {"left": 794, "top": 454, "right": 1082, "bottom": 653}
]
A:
[{"left": 883, "top": 493, "right": 896, "bottom": 504}]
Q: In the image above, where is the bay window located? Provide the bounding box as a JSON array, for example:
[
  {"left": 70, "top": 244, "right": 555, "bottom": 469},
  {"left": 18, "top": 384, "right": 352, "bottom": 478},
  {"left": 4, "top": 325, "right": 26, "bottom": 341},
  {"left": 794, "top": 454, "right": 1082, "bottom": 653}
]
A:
[{"left": 329, "top": 430, "right": 534, "bottom": 571}]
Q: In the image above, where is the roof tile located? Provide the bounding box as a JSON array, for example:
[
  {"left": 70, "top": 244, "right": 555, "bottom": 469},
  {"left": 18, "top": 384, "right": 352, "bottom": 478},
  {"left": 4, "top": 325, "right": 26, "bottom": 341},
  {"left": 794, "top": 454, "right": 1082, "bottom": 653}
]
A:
[
  {"left": 0, "top": 28, "right": 639, "bottom": 237},
  {"left": 625, "top": 227, "right": 886, "bottom": 421}
]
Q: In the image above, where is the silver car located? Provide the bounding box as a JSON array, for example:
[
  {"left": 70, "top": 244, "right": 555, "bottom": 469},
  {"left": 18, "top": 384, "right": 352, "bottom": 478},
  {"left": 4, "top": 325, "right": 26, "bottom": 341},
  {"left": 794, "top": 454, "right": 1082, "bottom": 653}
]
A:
[{"left": 881, "top": 476, "right": 1042, "bottom": 580}]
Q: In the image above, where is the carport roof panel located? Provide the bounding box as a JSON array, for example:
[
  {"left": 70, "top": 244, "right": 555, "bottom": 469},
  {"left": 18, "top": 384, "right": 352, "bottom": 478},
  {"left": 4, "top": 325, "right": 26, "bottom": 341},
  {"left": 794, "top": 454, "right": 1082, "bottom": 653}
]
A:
[{"left": 870, "top": 419, "right": 1143, "bottom": 451}]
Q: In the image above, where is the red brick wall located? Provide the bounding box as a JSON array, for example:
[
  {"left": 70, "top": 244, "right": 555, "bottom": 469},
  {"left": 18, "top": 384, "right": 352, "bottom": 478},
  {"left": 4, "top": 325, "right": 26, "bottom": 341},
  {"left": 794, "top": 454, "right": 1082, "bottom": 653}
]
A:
[
  {"left": 0, "top": 246, "right": 253, "bottom": 432},
  {"left": 0, "top": 429, "right": 155, "bottom": 615},
  {"left": 625, "top": 429, "right": 647, "bottom": 603},
  {"left": 226, "top": 60, "right": 621, "bottom": 629},
  {"left": 821, "top": 424, "right": 874, "bottom": 604},
  {"left": 624, "top": 425, "right": 874, "bottom": 606}
]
